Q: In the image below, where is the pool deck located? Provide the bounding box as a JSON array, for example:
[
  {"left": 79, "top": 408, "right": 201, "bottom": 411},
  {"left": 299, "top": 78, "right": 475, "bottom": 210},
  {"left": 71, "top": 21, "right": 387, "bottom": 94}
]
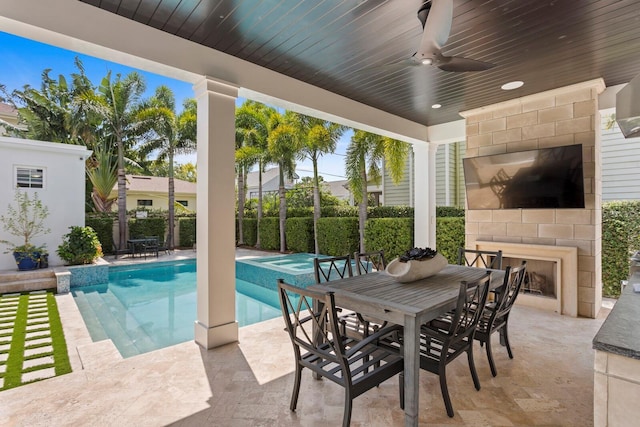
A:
[{"left": 0, "top": 248, "right": 615, "bottom": 426}]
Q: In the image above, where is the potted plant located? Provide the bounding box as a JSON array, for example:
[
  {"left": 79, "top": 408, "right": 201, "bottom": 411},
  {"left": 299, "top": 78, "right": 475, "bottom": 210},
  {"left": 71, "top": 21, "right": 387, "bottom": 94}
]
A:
[{"left": 0, "top": 189, "right": 51, "bottom": 271}]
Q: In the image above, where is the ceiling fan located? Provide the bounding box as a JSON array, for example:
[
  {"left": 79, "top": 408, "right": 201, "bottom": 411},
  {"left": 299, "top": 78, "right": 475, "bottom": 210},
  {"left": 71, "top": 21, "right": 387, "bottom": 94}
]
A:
[{"left": 408, "top": 0, "right": 495, "bottom": 72}]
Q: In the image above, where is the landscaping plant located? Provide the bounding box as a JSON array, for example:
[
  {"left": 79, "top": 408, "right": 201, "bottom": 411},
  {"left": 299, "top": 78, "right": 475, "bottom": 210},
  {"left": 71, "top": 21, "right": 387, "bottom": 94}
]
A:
[{"left": 57, "top": 226, "right": 103, "bottom": 265}]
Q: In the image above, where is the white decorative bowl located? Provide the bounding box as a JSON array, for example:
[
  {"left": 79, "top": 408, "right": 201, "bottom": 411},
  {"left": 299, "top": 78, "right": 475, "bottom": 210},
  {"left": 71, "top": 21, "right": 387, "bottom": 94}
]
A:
[{"left": 385, "top": 252, "right": 448, "bottom": 283}]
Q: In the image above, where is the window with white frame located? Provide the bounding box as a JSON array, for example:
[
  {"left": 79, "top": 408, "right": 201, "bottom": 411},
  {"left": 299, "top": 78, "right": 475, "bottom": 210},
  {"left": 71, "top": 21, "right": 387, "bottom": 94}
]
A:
[{"left": 16, "top": 167, "right": 44, "bottom": 188}]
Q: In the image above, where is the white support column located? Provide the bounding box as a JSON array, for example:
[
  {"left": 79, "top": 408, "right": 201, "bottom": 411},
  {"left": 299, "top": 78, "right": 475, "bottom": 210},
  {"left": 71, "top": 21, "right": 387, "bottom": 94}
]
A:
[
  {"left": 193, "top": 77, "right": 239, "bottom": 349},
  {"left": 413, "top": 142, "right": 437, "bottom": 248}
]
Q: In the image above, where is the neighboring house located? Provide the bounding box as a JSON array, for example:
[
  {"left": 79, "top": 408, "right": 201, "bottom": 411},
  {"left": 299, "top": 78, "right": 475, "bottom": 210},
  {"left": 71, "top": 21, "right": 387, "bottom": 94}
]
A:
[
  {"left": 600, "top": 109, "right": 640, "bottom": 201},
  {"left": 0, "top": 136, "right": 91, "bottom": 270},
  {"left": 245, "top": 167, "right": 298, "bottom": 200},
  {"left": 109, "top": 175, "right": 197, "bottom": 212},
  {"left": 325, "top": 179, "right": 351, "bottom": 202},
  {"left": 0, "top": 102, "right": 19, "bottom": 136},
  {"left": 383, "top": 141, "right": 466, "bottom": 208}
]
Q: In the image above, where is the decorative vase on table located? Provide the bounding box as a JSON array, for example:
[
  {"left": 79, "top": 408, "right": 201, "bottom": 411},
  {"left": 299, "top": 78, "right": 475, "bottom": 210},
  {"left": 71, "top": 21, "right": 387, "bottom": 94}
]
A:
[{"left": 385, "top": 247, "right": 448, "bottom": 283}]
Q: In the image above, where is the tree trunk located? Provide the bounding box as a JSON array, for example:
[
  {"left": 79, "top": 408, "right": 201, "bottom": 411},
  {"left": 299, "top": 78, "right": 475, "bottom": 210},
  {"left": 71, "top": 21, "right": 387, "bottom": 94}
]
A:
[
  {"left": 167, "top": 150, "right": 175, "bottom": 250},
  {"left": 117, "top": 140, "right": 127, "bottom": 250},
  {"left": 278, "top": 163, "right": 287, "bottom": 253},
  {"left": 358, "top": 157, "right": 367, "bottom": 253},
  {"left": 237, "top": 165, "right": 245, "bottom": 245},
  {"left": 256, "top": 160, "right": 263, "bottom": 249},
  {"left": 312, "top": 156, "right": 321, "bottom": 254}
]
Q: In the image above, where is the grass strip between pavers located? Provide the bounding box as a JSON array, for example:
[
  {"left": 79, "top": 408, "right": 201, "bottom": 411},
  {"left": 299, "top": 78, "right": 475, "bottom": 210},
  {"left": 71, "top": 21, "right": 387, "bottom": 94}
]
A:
[{"left": 0, "top": 291, "right": 72, "bottom": 391}]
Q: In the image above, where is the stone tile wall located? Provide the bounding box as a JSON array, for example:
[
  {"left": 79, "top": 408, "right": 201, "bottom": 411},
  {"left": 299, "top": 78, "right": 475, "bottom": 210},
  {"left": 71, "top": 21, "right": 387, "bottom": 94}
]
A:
[{"left": 461, "top": 80, "right": 605, "bottom": 318}]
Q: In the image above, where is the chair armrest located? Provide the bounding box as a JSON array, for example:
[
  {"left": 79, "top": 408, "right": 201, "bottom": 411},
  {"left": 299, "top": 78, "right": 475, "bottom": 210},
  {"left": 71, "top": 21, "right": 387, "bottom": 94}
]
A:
[{"left": 345, "top": 324, "right": 402, "bottom": 357}]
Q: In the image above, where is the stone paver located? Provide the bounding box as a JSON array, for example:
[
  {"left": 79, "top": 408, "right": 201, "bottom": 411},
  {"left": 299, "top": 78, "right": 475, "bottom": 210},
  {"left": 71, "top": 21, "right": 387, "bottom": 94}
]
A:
[
  {"left": 21, "top": 367, "right": 56, "bottom": 383},
  {"left": 22, "top": 355, "right": 54, "bottom": 370},
  {"left": 24, "top": 345, "right": 53, "bottom": 357},
  {"left": 26, "top": 337, "right": 52, "bottom": 347}
]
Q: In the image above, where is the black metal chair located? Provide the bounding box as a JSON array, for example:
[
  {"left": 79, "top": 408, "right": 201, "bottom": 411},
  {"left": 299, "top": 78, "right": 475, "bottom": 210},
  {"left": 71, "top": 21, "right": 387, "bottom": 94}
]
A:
[
  {"left": 314, "top": 255, "right": 372, "bottom": 338},
  {"left": 458, "top": 248, "right": 503, "bottom": 270},
  {"left": 399, "top": 271, "right": 491, "bottom": 418},
  {"left": 277, "top": 279, "right": 404, "bottom": 427},
  {"left": 474, "top": 261, "right": 527, "bottom": 377},
  {"left": 143, "top": 236, "right": 159, "bottom": 258},
  {"left": 353, "top": 250, "right": 387, "bottom": 275}
]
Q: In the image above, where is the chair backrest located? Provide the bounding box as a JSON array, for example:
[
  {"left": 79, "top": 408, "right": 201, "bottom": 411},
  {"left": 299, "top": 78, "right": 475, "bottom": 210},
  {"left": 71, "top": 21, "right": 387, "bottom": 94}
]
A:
[
  {"left": 447, "top": 271, "right": 492, "bottom": 337},
  {"left": 354, "top": 250, "right": 386, "bottom": 275},
  {"left": 494, "top": 261, "right": 527, "bottom": 318},
  {"left": 314, "top": 255, "right": 353, "bottom": 283},
  {"left": 277, "top": 279, "right": 347, "bottom": 366},
  {"left": 458, "top": 248, "right": 503, "bottom": 270}
]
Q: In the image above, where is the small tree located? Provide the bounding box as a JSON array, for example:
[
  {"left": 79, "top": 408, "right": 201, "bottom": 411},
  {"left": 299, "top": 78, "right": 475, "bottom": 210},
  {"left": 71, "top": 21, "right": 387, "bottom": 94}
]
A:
[
  {"left": 57, "top": 226, "right": 103, "bottom": 265},
  {"left": 0, "top": 189, "right": 51, "bottom": 254}
]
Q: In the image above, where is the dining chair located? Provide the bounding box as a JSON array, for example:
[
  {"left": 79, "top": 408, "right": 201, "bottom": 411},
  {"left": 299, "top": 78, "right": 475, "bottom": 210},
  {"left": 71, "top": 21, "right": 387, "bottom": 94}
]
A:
[
  {"left": 143, "top": 236, "right": 159, "bottom": 258},
  {"left": 398, "top": 271, "right": 491, "bottom": 418},
  {"left": 353, "top": 250, "right": 387, "bottom": 275},
  {"left": 474, "top": 261, "right": 527, "bottom": 377},
  {"left": 277, "top": 279, "right": 404, "bottom": 427},
  {"left": 458, "top": 248, "right": 503, "bottom": 270},
  {"left": 314, "top": 255, "right": 373, "bottom": 338}
]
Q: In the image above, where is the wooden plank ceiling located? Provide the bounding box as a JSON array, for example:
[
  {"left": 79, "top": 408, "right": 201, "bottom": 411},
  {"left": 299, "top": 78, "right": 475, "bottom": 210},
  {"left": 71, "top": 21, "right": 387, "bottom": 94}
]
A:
[{"left": 80, "top": 0, "right": 640, "bottom": 126}]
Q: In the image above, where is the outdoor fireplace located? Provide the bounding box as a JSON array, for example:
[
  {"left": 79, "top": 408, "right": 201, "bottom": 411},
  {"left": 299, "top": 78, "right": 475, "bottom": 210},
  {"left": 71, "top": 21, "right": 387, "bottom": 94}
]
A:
[{"left": 474, "top": 241, "right": 578, "bottom": 316}]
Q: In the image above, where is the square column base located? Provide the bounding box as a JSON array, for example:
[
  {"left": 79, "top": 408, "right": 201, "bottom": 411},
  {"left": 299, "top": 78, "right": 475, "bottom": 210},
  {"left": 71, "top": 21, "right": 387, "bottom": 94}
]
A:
[{"left": 194, "top": 320, "right": 239, "bottom": 349}]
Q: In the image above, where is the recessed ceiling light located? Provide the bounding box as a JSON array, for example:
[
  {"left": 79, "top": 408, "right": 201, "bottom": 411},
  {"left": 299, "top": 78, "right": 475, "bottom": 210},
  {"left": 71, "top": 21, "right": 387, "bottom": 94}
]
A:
[
  {"left": 421, "top": 58, "right": 432, "bottom": 65},
  {"left": 431, "top": 104, "right": 442, "bottom": 109},
  {"left": 501, "top": 81, "right": 524, "bottom": 90}
]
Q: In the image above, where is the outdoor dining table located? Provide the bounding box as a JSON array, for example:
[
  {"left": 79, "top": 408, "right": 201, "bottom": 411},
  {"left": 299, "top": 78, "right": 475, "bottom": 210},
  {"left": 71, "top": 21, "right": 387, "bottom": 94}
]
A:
[
  {"left": 309, "top": 264, "right": 505, "bottom": 427},
  {"left": 127, "top": 237, "right": 158, "bottom": 258}
]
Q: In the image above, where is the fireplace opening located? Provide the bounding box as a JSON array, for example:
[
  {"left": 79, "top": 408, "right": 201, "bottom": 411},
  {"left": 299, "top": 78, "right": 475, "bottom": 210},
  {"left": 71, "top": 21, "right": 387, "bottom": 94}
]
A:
[{"left": 503, "top": 257, "right": 557, "bottom": 299}]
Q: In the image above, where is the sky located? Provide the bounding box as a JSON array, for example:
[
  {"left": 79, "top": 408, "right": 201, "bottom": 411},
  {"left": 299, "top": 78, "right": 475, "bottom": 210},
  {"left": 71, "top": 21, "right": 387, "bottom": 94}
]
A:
[{"left": 0, "top": 31, "right": 350, "bottom": 181}]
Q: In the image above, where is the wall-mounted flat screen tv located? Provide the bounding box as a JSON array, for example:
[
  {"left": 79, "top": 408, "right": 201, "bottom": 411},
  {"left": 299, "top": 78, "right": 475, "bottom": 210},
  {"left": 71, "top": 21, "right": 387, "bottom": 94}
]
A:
[{"left": 463, "top": 144, "right": 585, "bottom": 210}]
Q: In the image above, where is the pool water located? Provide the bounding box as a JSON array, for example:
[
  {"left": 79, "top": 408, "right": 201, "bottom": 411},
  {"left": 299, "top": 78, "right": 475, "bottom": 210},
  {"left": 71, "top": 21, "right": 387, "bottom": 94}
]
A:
[{"left": 71, "top": 259, "right": 286, "bottom": 358}]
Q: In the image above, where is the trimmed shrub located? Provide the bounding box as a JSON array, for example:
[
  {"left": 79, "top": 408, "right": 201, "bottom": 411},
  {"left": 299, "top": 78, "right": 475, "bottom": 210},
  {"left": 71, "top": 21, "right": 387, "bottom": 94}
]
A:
[
  {"left": 129, "top": 218, "right": 166, "bottom": 241},
  {"left": 285, "top": 217, "right": 315, "bottom": 253},
  {"left": 364, "top": 218, "right": 414, "bottom": 261},
  {"left": 179, "top": 217, "right": 196, "bottom": 248},
  {"left": 436, "top": 217, "right": 465, "bottom": 263},
  {"left": 320, "top": 206, "right": 358, "bottom": 218},
  {"left": 57, "top": 226, "right": 103, "bottom": 265},
  {"left": 602, "top": 201, "right": 640, "bottom": 297},
  {"left": 368, "top": 206, "right": 414, "bottom": 218},
  {"left": 258, "top": 217, "right": 280, "bottom": 250},
  {"left": 317, "top": 217, "right": 359, "bottom": 256},
  {"left": 86, "top": 216, "right": 114, "bottom": 254},
  {"left": 242, "top": 218, "right": 258, "bottom": 246},
  {"left": 437, "top": 206, "right": 465, "bottom": 217}
]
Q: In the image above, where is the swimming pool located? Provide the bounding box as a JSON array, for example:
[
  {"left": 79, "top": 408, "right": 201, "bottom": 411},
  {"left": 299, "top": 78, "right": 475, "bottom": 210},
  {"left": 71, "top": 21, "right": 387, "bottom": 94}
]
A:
[{"left": 72, "top": 255, "right": 318, "bottom": 358}]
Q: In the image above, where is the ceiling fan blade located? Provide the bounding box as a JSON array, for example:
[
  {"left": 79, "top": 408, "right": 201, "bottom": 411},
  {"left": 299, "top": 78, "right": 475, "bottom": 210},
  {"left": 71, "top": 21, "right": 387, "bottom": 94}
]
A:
[
  {"left": 436, "top": 55, "right": 496, "bottom": 72},
  {"left": 417, "top": 0, "right": 453, "bottom": 57}
]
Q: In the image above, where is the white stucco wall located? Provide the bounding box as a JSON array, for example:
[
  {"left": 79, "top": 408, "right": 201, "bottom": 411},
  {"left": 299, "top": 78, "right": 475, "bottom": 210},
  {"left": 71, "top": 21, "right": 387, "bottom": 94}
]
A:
[{"left": 0, "top": 137, "right": 91, "bottom": 270}]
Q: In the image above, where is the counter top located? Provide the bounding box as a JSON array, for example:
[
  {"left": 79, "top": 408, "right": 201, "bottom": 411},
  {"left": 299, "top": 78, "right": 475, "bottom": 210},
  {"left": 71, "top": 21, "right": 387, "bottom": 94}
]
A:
[{"left": 593, "top": 273, "right": 640, "bottom": 360}]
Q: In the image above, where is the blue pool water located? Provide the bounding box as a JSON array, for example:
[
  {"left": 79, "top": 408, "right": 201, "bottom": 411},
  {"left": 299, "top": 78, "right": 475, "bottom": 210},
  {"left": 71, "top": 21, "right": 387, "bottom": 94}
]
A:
[{"left": 72, "top": 255, "right": 318, "bottom": 358}]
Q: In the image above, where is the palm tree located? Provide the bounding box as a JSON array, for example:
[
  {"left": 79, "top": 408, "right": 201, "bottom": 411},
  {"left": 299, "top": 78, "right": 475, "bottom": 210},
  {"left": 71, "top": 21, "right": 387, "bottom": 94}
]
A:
[
  {"left": 267, "top": 110, "right": 301, "bottom": 252},
  {"left": 91, "top": 71, "right": 147, "bottom": 251},
  {"left": 294, "top": 113, "right": 347, "bottom": 253},
  {"left": 86, "top": 141, "right": 118, "bottom": 212},
  {"left": 235, "top": 100, "right": 276, "bottom": 249},
  {"left": 135, "top": 87, "right": 197, "bottom": 250},
  {"left": 345, "top": 130, "right": 409, "bottom": 252}
]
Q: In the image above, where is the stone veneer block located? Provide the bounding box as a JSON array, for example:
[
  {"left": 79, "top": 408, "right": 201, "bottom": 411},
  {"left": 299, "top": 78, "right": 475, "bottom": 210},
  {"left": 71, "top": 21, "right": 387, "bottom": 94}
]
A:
[
  {"left": 492, "top": 128, "right": 522, "bottom": 144},
  {"left": 522, "top": 210, "right": 555, "bottom": 224},
  {"left": 556, "top": 116, "right": 592, "bottom": 135},
  {"left": 538, "top": 134, "right": 575, "bottom": 148},
  {"left": 467, "top": 210, "right": 492, "bottom": 222},
  {"left": 608, "top": 352, "right": 640, "bottom": 383},
  {"left": 478, "top": 222, "right": 507, "bottom": 236},
  {"left": 466, "top": 123, "right": 479, "bottom": 136},
  {"left": 506, "top": 111, "right": 538, "bottom": 129},
  {"left": 521, "top": 236, "right": 557, "bottom": 246},
  {"left": 507, "top": 223, "right": 538, "bottom": 237},
  {"left": 491, "top": 103, "right": 523, "bottom": 118},
  {"left": 479, "top": 144, "right": 506, "bottom": 156},
  {"left": 556, "top": 209, "right": 592, "bottom": 224},
  {"left": 555, "top": 88, "right": 593, "bottom": 105},
  {"left": 583, "top": 161, "right": 595, "bottom": 178},
  {"left": 578, "top": 286, "right": 595, "bottom": 303},
  {"left": 556, "top": 239, "right": 592, "bottom": 256},
  {"left": 467, "top": 133, "right": 492, "bottom": 148},
  {"left": 579, "top": 301, "right": 593, "bottom": 318},
  {"left": 578, "top": 270, "right": 593, "bottom": 287},
  {"left": 575, "top": 130, "right": 596, "bottom": 146},
  {"left": 506, "top": 139, "right": 539, "bottom": 152},
  {"left": 492, "top": 210, "right": 522, "bottom": 223},
  {"left": 467, "top": 111, "right": 493, "bottom": 124},
  {"left": 538, "top": 104, "right": 574, "bottom": 123},
  {"left": 522, "top": 96, "right": 556, "bottom": 112},
  {"left": 574, "top": 99, "right": 596, "bottom": 117},
  {"left": 579, "top": 255, "right": 596, "bottom": 272},
  {"left": 609, "top": 376, "right": 640, "bottom": 427},
  {"left": 479, "top": 117, "right": 506, "bottom": 134},
  {"left": 465, "top": 222, "right": 479, "bottom": 235},
  {"left": 575, "top": 224, "right": 596, "bottom": 240},
  {"left": 539, "top": 223, "right": 574, "bottom": 239},
  {"left": 522, "top": 123, "right": 556, "bottom": 139}
]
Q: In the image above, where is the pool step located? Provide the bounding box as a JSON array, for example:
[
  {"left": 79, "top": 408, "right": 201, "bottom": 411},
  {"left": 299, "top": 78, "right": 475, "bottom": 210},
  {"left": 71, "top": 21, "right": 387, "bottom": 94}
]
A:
[
  {"left": 0, "top": 269, "right": 56, "bottom": 294},
  {"left": 73, "top": 288, "right": 156, "bottom": 358}
]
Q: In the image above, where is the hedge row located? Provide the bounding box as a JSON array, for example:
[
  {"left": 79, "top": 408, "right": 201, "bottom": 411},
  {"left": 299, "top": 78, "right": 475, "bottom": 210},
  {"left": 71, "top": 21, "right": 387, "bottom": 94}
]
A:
[
  {"left": 128, "top": 218, "right": 166, "bottom": 242},
  {"left": 602, "top": 201, "right": 640, "bottom": 297},
  {"left": 179, "top": 218, "right": 196, "bottom": 248},
  {"left": 85, "top": 217, "right": 114, "bottom": 254}
]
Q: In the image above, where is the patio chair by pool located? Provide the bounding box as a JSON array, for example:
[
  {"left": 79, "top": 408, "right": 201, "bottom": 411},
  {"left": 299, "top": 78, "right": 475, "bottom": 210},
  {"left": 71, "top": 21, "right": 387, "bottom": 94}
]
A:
[
  {"left": 277, "top": 279, "right": 404, "bottom": 427},
  {"left": 458, "top": 248, "right": 503, "bottom": 270},
  {"left": 353, "top": 250, "right": 386, "bottom": 275},
  {"left": 398, "top": 271, "right": 491, "bottom": 418},
  {"left": 474, "top": 261, "right": 527, "bottom": 377}
]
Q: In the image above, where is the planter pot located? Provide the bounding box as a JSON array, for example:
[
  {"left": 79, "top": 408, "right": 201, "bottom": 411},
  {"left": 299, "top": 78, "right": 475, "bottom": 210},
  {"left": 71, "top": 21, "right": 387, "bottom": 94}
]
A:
[
  {"left": 13, "top": 251, "right": 40, "bottom": 271},
  {"left": 39, "top": 254, "right": 49, "bottom": 268},
  {"left": 385, "top": 252, "right": 448, "bottom": 283}
]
